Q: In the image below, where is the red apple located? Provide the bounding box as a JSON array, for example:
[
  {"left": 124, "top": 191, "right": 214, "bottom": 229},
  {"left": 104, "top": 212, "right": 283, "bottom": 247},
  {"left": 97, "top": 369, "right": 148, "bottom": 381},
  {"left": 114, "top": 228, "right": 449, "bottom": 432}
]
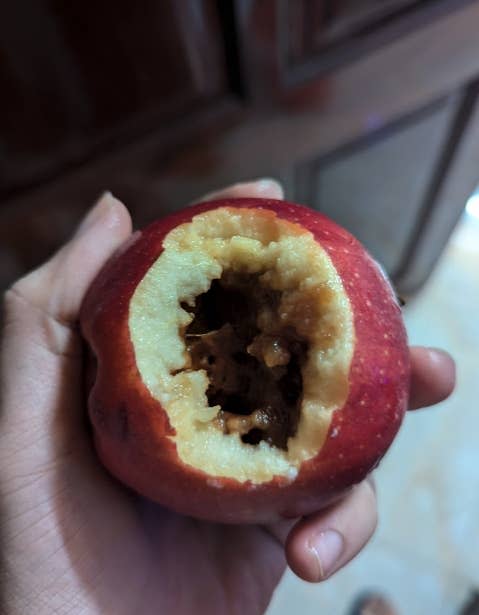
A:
[{"left": 80, "top": 198, "right": 410, "bottom": 523}]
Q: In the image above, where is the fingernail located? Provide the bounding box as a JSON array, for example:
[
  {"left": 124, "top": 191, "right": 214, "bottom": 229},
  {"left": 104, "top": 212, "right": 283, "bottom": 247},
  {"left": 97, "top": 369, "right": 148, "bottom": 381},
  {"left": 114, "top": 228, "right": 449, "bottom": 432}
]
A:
[
  {"left": 307, "top": 530, "right": 344, "bottom": 581},
  {"left": 426, "top": 347, "right": 452, "bottom": 363},
  {"left": 76, "top": 191, "right": 115, "bottom": 236},
  {"left": 199, "top": 178, "right": 284, "bottom": 203},
  {"left": 254, "top": 177, "right": 284, "bottom": 198}
]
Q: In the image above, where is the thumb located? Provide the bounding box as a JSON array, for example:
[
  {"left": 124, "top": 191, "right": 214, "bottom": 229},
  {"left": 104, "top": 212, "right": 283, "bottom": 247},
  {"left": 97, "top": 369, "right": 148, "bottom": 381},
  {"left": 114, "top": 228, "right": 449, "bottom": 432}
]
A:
[
  {"left": 1, "top": 193, "right": 132, "bottom": 432},
  {"left": 0, "top": 193, "right": 133, "bottom": 525},
  {"left": 6, "top": 192, "right": 132, "bottom": 327},
  {"left": 0, "top": 194, "right": 131, "bottom": 462}
]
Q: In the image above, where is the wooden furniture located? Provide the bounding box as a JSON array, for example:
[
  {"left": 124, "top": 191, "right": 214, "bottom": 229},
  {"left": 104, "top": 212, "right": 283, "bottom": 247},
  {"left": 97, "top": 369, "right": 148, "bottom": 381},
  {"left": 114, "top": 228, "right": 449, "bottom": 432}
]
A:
[{"left": 2, "top": 0, "right": 479, "bottom": 294}]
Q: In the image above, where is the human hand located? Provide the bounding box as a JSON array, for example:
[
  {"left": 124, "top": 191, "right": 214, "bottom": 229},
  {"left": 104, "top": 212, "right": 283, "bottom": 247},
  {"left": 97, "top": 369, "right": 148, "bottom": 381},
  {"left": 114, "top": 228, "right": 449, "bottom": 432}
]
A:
[{"left": 0, "top": 181, "right": 455, "bottom": 615}]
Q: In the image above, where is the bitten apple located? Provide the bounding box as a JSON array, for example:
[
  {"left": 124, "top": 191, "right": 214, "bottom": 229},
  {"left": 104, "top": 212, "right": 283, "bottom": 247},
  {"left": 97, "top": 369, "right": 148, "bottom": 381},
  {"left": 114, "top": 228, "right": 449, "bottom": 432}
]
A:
[{"left": 80, "top": 198, "right": 410, "bottom": 523}]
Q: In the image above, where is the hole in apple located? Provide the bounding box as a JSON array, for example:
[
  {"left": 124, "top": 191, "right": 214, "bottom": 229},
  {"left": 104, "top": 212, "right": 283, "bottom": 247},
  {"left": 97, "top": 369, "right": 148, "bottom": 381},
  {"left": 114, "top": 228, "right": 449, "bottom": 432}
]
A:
[
  {"left": 241, "top": 428, "right": 263, "bottom": 446},
  {"left": 181, "top": 272, "right": 308, "bottom": 450}
]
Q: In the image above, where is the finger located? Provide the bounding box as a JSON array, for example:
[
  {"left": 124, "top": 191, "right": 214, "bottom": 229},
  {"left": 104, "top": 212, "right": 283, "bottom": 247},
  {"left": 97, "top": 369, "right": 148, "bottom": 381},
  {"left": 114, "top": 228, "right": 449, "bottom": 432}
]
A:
[
  {"left": 6, "top": 192, "right": 132, "bottom": 324},
  {"left": 408, "top": 346, "right": 456, "bottom": 410},
  {"left": 196, "top": 178, "right": 284, "bottom": 202},
  {"left": 285, "top": 480, "right": 377, "bottom": 583},
  {"left": 262, "top": 518, "right": 297, "bottom": 547}
]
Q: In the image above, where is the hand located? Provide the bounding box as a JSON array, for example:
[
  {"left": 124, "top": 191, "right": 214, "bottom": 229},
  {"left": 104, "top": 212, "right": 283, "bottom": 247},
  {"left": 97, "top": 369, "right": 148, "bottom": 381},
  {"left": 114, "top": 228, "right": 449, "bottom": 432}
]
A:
[{"left": 0, "top": 181, "right": 455, "bottom": 615}]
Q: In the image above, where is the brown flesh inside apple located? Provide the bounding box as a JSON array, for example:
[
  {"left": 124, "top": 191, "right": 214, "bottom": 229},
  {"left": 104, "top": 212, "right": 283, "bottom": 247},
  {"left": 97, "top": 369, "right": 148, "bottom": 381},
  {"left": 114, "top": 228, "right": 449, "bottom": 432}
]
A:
[{"left": 181, "top": 271, "right": 308, "bottom": 450}]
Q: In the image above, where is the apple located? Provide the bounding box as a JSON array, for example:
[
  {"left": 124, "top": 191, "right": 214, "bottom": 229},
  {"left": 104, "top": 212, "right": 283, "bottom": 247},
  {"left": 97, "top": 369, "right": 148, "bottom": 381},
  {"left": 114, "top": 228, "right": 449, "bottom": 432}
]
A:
[{"left": 80, "top": 198, "right": 410, "bottom": 523}]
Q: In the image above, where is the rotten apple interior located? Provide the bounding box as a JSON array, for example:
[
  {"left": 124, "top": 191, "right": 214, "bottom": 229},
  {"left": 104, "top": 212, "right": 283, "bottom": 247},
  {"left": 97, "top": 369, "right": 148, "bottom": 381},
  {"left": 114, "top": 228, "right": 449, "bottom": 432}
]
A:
[
  {"left": 181, "top": 271, "right": 308, "bottom": 450},
  {"left": 129, "top": 207, "right": 354, "bottom": 484}
]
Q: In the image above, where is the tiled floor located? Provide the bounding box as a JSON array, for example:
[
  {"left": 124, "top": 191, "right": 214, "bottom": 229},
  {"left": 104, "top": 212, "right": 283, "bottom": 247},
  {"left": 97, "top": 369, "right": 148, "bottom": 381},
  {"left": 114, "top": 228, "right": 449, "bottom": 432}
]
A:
[{"left": 267, "top": 209, "right": 479, "bottom": 615}]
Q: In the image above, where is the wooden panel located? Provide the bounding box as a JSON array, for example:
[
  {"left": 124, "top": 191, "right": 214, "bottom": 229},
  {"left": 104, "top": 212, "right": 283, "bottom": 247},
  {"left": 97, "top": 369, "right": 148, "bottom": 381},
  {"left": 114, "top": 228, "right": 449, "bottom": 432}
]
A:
[
  {"left": 235, "top": 0, "right": 474, "bottom": 97},
  {"left": 0, "top": 0, "right": 228, "bottom": 196},
  {"left": 0, "top": 99, "right": 241, "bottom": 291},
  {"left": 395, "top": 82, "right": 479, "bottom": 293},
  {"left": 224, "top": 2, "right": 479, "bottom": 172},
  {"left": 297, "top": 97, "right": 457, "bottom": 273},
  {"left": 287, "top": 0, "right": 423, "bottom": 62}
]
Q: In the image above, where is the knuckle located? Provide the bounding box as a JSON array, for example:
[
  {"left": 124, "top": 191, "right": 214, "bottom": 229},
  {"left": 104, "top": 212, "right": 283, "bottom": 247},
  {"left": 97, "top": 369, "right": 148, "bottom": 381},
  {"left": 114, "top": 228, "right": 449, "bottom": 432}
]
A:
[
  {"left": 2, "top": 284, "right": 28, "bottom": 326},
  {"left": 366, "top": 473, "right": 377, "bottom": 494}
]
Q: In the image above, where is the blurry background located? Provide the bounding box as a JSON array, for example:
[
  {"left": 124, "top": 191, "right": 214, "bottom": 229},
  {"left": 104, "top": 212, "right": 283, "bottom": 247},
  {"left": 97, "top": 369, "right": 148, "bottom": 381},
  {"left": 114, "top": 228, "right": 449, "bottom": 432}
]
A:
[
  {"left": 2, "top": 0, "right": 479, "bottom": 296},
  {"left": 1, "top": 1, "right": 478, "bottom": 613}
]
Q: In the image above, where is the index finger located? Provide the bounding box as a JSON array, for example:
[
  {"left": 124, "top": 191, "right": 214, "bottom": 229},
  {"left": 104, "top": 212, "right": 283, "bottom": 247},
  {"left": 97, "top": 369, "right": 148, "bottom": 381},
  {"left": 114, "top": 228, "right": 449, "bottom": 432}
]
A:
[
  {"left": 408, "top": 346, "right": 456, "bottom": 410},
  {"left": 196, "top": 178, "right": 284, "bottom": 202}
]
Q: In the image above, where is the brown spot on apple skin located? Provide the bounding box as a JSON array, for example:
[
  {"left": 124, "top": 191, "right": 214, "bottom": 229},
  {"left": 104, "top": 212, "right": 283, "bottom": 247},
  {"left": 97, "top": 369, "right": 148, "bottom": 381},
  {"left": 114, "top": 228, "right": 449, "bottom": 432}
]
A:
[
  {"left": 89, "top": 400, "right": 129, "bottom": 441},
  {"left": 84, "top": 348, "right": 98, "bottom": 400},
  {"left": 90, "top": 400, "right": 107, "bottom": 429},
  {"left": 117, "top": 404, "right": 129, "bottom": 441}
]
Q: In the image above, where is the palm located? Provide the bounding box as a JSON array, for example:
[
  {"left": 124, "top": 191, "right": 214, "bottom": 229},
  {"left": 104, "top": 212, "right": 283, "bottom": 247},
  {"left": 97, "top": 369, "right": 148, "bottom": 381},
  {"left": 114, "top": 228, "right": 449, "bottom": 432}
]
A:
[
  {"left": 56, "top": 443, "right": 284, "bottom": 615},
  {"left": 131, "top": 504, "right": 284, "bottom": 614},
  {"left": 1, "top": 313, "right": 283, "bottom": 615}
]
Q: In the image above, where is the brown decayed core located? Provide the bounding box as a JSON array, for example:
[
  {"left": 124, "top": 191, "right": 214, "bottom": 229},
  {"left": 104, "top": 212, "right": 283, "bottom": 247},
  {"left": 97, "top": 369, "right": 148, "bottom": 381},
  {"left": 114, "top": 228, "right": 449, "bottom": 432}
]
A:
[{"left": 180, "top": 271, "right": 308, "bottom": 450}]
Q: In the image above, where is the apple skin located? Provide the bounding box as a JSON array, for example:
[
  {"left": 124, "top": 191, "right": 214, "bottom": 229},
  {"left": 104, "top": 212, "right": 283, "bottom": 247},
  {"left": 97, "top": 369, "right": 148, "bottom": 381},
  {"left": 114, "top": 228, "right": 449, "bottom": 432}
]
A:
[{"left": 80, "top": 198, "right": 410, "bottom": 524}]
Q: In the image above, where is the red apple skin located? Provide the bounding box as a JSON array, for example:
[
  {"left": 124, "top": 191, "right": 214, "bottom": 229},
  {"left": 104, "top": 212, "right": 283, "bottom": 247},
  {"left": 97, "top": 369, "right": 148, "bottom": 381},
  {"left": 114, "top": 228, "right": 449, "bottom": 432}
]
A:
[{"left": 80, "top": 198, "right": 410, "bottom": 524}]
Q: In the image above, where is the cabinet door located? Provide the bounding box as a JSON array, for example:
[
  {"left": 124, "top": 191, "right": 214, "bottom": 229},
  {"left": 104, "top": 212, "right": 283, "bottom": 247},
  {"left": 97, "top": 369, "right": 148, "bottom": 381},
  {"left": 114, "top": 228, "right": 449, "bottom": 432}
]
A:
[
  {"left": 231, "top": 0, "right": 479, "bottom": 294},
  {"left": 0, "top": 0, "right": 236, "bottom": 288},
  {"left": 0, "top": 0, "right": 229, "bottom": 196},
  {"left": 296, "top": 99, "right": 456, "bottom": 274}
]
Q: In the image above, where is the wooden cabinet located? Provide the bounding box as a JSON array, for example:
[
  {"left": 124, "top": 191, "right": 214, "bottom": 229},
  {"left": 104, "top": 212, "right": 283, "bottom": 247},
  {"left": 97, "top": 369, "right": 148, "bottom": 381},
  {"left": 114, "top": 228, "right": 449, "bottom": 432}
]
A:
[
  {"left": 1, "top": 0, "right": 479, "bottom": 295},
  {"left": 0, "top": 0, "right": 228, "bottom": 194},
  {"left": 296, "top": 98, "right": 457, "bottom": 274}
]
